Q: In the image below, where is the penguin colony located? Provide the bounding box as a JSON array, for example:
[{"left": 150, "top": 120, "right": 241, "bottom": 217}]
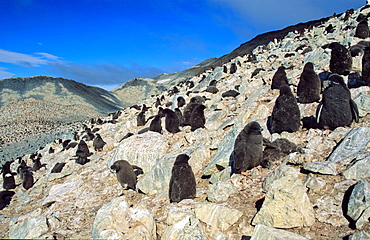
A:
[{"left": 1, "top": 7, "right": 369, "bottom": 213}]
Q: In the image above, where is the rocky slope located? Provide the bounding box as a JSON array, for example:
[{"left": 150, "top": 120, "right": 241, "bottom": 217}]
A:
[
  {"left": 111, "top": 13, "right": 333, "bottom": 106},
  {"left": 1, "top": 4, "right": 370, "bottom": 240},
  {"left": 0, "top": 76, "right": 124, "bottom": 161},
  {"left": 0, "top": 97, "right": 101, "bottom": 162}
]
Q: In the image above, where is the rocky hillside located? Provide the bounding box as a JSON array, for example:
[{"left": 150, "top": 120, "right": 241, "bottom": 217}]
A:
[
  {"left": 0, "top": 75, "right": 124, "bottom": 114},
  {"left": 0, "top": 76, "right": 125, "bottom": 160},
  {"left": 0, "top": 97, "right": 102, "bottom": 162},
  {"left": 1, "top": 4, "right": 370, "bottom": 240},
  {"left": 112, "top": 13, "right": 333, "bottom": 106}
]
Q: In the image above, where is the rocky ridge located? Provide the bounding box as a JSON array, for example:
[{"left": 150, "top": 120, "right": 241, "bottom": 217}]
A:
[
  {"left": 0, "top": 75, "right": 124, "bottom": 114},
  {"left": 111, "top": 11, "right": 332, "bottom": 106},
  {"left": 1, "top": 4, "right": 370, "bottom": 240}
]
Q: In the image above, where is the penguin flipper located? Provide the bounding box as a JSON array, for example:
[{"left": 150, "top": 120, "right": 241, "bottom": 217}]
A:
[
  {"left": 350, "top": 99, "right": 360, "bottom": 123},
  {"left": 316, "top": 101, "right": 323, "bottom": 124}
]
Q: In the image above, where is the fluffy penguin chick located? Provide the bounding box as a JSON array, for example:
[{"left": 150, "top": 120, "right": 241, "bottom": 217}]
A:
[
  {"left": 169, "top": 154, "right": 196, "bottom": 203},
  {"left": 271, "top": 66, "right": 288, "bottom": 89},
  {"left": 93, "top": 133, "right": 106, "bottom": 151},
  {"left": 232, "top": 121, "right": 263, "bottom": 174},
  {"left": 316, "top": 74, "right": 359, "bottom": 130},
  {"left": 297, "top": 62, "right": 321, "bottom": 103},
  {"left": 163, "top": 109, "right": 181, "bottom": 133},
  {"left": 190, "top": 104, "right": 206, "bottom": 131},
  {"left": 329, "top": 42, "right": 352, "bottom": 76},
  {"left": 149, "top": 115, "right": 162, "bottom": 134},
  {"left": 111, "top": 160, "right": 137, "bottom": 190},
  {"left": 75, "top": 140, "right": 90, "bottom": 165},
  {"left": 271, "top": 84, "right": 300, "bottom": 133}
]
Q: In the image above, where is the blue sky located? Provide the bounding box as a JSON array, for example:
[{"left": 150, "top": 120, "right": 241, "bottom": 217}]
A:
[{"left": 0, "top": 0, "right": 365, "bottom": 90}]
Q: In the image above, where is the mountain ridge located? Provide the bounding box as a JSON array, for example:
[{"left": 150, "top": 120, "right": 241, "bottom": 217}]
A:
[
  {"left": 111, "top": 13, "right": 339, "bottom": 104},
  {"left": 0, "top": 75, "right": 124, "bottom": 115}
]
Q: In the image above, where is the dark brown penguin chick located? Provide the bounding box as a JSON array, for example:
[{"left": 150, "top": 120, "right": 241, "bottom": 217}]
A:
[
  {"left": 111, "top": 160, "right": 137, "bottom": 190},
  {"left": 355, "top": 19, "right": 370, "bottom": 39},
  {"left": 162, "top": 109, "right": 181, "bottom": 133},
  {"left": 328, "top": 42, "right": 352, "bottom": 76},
  {"left": 232, "top": 121, "right": 264, "bottom": 174},
  {"left": 75, "top": 140, "right": 90, "bottom": 165},
  {"left": 51, "top": 162, "right": 66, "bottom": 173},
  {"left": 362, "top": 46, "right": 370, "bottom": 86},
  {"left": 177, "top": 96, "right": 186, "bottom": 108},
  {"left": 149, "top": 115, "right": 162, "bottom": 134},
  {"left": 169, "top": 154, "right": 196, "bottom": 203},
  {"left": 316, "top": 74, "right": 359, "bottom": 131},
  {"left": 93, "top": 133, "right": 106, "bottom": 151},
  {"left": 22, "top": 169, "right": 34, "bottom": 190},
  {"left": 190, "top": 104, "right": 206, "bottom": 131},
  {"left": 297, "top": 62, "right": 321, "bottom": 103},
  {"left": 271, "top": 84, "right": 300, "bottom": 133},
  {"left": 271, "top": 66, "right": 289, "bottom": 89}
]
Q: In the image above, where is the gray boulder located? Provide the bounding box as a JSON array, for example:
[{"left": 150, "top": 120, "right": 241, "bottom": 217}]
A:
[
  {"left": 342, "top": 154, "right": 370, "bottom": 180},
  {"left": 107, "top": 131, "right": 170, "bottom": 173},
  {"left": 9, "top": 215, "right": 49, "bottom": 239},
  {"left": 347, "top": 179, "right": 370, "bottom": 229},
  {"left": 349, "top": 230, "right": 370, "bottom": 240},
  {"left": 353, "top": 93, "right": 370, "bottom": 117},
  {"left": 202, "top": 127, "right": 240, "bottom": 176},
  {"left": 209, "top": 166, "right": 231, "bottom": 184},
  {"left": 195, "top": 203, "right": 243, "bottom": 231},
  {"left": 42, "top": 179, "right": 84, "bottom": 206},
  {"left": 250, "top": 224, "right": 308, "bottom": 240},
  {"left": 314, "top": 194, "right": 348, "bottom": 227},
  {"left": 206, "top": 181, "right": 239, "bottom": 203},
  {"left": 253, "top": 174, "right": 315, "bottom": 228},
  {"left": 327, "top": 127, "right": 370, "bottom": 164},
  {"left": 304, "top": 173, "right": 326, "bottom": 193},
  {"left": 302, "top": 161, "right": 338, "bottom": 175},
  {"left": 161, "top": 202, "right": 206, "bottom": 240},
  {"left": 263, "top": 163, "right": 300, "bottom": 192}
]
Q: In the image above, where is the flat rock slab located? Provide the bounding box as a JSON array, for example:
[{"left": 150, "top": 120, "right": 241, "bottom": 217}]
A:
[
  {"left": 195, "top": 203, "right": 243, "bottom": 231},
  {"left": 250, "top": 224, "right": 308, "bottom": 240},
  {"left": 342, "top": 154, "right": 370, "bottom": 180},
  {"left": 9, "top": 215, "right": 49, "bottom": 239},
  {"left": 202, "top": 127, "right": 240, "bottom": 176},
  {"left": 303, "top": 161, "right": 338, "bottom": 175},
  {"left": 327, "top": 127, "right": 370, "bottom": 164}
]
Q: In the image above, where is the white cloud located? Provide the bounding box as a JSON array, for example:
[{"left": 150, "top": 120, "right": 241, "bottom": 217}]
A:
[
  {"left": 49, "top": 61, "right": 165, "bottom": 85},
  {"left": 0, "top": 49, "right": 60, "bottom": 67},
  {"left": 0, "top": 49, "right": 165, "bottom": 86},
  {"left": 0, "top": 67, "right": 15, "bottom": 79},
  {"left": 35, "top": 52, "right": 61, "bottom": 61}
]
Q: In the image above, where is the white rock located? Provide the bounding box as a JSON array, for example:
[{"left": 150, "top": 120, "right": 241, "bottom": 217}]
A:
[
  {"left": 108, "top": 131, "right": 170, "bottom": 173},
  {"left": 250, "top": 224, "right": 307, "bottom": 240},
  {"left": 9, "top": 215, "right": 49, "bottom": 239},
  {"left": 195, "top": 203, "right": 243, "bottom": 231},
  {"left": 91, "top": 196, "right": 156, "bottom": 239}
]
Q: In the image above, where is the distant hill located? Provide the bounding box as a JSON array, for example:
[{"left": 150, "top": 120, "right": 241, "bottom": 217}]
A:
[{"left": 0, "top": 75, "right": 124, "bottom": 114}]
